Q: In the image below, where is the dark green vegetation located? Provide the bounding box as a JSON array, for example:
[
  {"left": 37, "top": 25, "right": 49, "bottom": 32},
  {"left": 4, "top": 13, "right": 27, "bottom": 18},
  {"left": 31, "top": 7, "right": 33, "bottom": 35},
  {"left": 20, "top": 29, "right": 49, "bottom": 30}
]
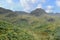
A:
[{"left": 0, "top": 7, "right": 60, "bottom": 40}]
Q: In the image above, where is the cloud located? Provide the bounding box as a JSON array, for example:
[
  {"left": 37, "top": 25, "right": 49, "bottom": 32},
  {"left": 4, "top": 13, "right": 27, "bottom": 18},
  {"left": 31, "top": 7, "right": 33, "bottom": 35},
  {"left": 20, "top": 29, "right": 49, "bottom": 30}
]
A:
[
  {"left": 0, "top": 0, "right": 49, "bottom": 12},
  {"left": 47, "top": 5, "right": 53, "bottom": 9},
  {"left": 46, "top": 5, "right": 53, "bottom": 13},
  {"left": 6, "top": 0, "right": 13, "bottom": 4},
  {"left": 20, "top": 0, "right": 40, "bottom": 12},
  {"left": 20, "top": 0, "right": 29, "bottom": 7},
  {"left": 20, "top": 0, "right": 31, "bottom": 12},
  {"left": 41, "top": 0, "right": 46, "bottom": 3},
  {"left": 36, "top": 4, "right": 42, "bottom": 8},
  {"left": 46, "top": 10, "right": 53, "bottom": 13},
  {"left": 31, "top": 0, "right": 37, "bottom": 3},
  {"left": 20, "top": 0, "right": 45, "bottom": 12},
  {"left": 19, "top": 0, "right": 48, "bottom": 12},
  {"left": 56, "top": 0, "right": 60, "bottom": 7}
]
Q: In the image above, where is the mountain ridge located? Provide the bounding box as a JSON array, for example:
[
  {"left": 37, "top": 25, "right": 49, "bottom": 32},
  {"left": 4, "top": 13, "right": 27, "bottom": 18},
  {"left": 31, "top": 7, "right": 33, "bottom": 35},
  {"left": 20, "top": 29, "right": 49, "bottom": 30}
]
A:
[{"left": 0, "top": 7, "right": 60, "bottom": 16}]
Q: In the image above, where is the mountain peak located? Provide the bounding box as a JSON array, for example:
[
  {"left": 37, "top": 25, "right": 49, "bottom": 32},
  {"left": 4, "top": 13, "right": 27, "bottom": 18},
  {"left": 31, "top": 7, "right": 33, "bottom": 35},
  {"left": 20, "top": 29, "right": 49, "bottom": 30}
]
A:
[
  {"left": 34, "top": 8, "right": 44, "bottom": 11},
  {"left": 30, "top": 8, "right": 46, "bottom": 16}
]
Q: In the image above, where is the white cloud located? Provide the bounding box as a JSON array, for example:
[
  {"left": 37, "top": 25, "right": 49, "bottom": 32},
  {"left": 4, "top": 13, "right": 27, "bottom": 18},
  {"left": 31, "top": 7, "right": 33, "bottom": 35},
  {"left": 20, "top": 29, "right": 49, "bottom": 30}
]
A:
[
  {"left": 20, "top": 0, "right": 47, "bottom": 12},
  {"left": 36, "top": 4, "right": 42, "bottom": 8},
  {"left": 31, "top": 0, "right": 36, "bottom": 3},
  {"left": 20, "top": 0, "right": 28, "bottom": 7},
  {"left": 56, "top": 0, "right": 60, "bottom": 7},
  {"left": 6, "top": 0, "right": 13, "bottom": 4},
  {"left": 46, "top": 5, "right": 53, "bottom": 13},
  {"left": 47, "top": 5, "right": 53, "bottom": 10},
  {"left": 46, "top": 10, "right": 53, "bottom": 13},
  {"left": 20, "top": 0, "right": 31, "bottom": 12}
]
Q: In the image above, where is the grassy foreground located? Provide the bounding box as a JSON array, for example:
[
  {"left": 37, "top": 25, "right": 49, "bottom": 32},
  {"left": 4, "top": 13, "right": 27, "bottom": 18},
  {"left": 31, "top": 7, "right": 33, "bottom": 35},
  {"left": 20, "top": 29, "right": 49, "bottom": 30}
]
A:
[{"left": 0, "top": 14, "right": 60, "bottom": 40}]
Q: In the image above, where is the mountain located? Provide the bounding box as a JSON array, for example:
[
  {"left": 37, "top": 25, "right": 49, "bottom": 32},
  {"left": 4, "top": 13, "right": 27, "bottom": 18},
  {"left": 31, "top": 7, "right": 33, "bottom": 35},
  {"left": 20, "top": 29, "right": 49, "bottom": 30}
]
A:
[
  {"left": 0, "top": 7, "right": 29, "bottom": 17},
  {"left": 0, "top": 7, "right": 60, "bottom": 40},
  {"left": 0, "top": 7, "right": 13, "bottom": 14},
  {"left": 15, "top": 11, "right": 29, "bottom": 14},
  {"left": 30, "top": 8, "right": 46, "bottom": 16}
]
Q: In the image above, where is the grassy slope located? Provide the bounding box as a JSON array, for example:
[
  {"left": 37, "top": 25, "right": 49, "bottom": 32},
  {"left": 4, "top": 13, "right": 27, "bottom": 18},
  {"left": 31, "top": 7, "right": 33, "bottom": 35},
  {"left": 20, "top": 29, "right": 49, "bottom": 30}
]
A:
[{"left": 0, "top": 13, "right": 60, "bottom": 40}]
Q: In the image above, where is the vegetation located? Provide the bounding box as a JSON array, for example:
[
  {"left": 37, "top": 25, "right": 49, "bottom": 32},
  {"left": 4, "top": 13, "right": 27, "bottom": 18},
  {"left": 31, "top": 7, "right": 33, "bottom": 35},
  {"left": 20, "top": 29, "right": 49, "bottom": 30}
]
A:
[{"left": 0, "top": 7, "right": 60, "bottom": 40}]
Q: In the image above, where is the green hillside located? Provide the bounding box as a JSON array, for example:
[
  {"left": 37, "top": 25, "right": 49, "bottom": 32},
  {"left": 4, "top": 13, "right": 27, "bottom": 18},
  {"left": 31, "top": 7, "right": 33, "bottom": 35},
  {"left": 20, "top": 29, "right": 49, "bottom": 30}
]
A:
[{"left": 0, "top": 7, "right": 60, "bottom": 40}]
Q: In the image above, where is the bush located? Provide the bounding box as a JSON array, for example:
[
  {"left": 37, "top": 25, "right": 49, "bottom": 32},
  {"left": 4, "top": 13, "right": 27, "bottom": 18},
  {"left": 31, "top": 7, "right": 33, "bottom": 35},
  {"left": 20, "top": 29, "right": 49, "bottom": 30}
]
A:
[{"left": 0, "top": 21, "right": 35, "bottom": 40}]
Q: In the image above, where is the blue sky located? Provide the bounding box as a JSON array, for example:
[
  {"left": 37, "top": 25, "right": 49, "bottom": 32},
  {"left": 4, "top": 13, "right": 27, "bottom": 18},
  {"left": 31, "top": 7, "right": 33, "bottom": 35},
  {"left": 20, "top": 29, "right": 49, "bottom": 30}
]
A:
[{"left": 0, "top": 0, "right": 60, "bottom": 13}]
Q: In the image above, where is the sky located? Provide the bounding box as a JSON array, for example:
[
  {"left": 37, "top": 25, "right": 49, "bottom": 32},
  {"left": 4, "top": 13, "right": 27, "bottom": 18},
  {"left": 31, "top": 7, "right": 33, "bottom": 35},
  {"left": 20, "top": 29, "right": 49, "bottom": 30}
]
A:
[{"left": 0, "top": 0, "right": 60, "bottom": 13}]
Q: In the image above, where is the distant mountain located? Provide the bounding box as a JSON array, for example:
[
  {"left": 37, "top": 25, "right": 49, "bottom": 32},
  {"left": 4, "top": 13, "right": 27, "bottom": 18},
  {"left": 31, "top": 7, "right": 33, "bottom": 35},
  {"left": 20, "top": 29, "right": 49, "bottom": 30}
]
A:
[
  {"left": 6, "top": 11, "right": 29, "bottom": 17},
  {"left": 30, "top": 8, "right": 46, "bottom": 16},
  {"left": 0, "top": 7, "right": 60, "bottom": 17},
  {"left": 15, "top": 11, "right": 29, "bottom": 15},
  {"left": 0, "top": 7, "right": 13, "bottom": 14},
  {"left": 0, "top": 7, "right": 30, "bottom": 18}
]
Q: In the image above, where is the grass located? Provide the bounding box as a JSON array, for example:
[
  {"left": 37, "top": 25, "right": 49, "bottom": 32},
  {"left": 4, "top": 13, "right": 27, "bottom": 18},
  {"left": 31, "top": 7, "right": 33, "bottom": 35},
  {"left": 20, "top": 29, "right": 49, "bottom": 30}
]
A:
[{"left": 0, "top": 13, "right": 60, "bottom": 40}]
